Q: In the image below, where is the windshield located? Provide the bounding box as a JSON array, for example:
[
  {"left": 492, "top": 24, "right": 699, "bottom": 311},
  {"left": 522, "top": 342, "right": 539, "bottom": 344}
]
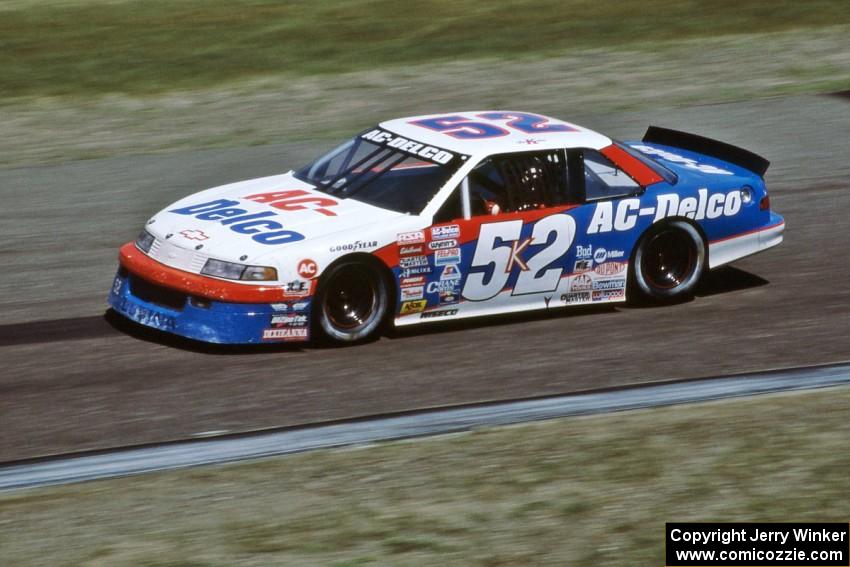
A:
[{"left": 294, "top": 129, "right": 465, "bottom": 214}]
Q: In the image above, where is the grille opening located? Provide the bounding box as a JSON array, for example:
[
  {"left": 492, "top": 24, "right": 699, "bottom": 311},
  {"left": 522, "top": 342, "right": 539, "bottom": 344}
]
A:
[
  {"left": 130, "top": 276, "right": 187, "bottom": 311},
  {"left": 118, "top": 266, "right": 129, "bottom": 278},
  {"left": 190, "top": 296, "right": 212, "bottom": 309}
]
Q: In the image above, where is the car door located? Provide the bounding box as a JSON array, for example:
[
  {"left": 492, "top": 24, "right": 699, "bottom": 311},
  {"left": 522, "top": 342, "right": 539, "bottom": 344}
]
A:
[
  {"left": 425, "top": 145, "right": 654, "bottom": 318},
  {"left": 425, "top": 148, "right": 583, "bottom": 317}
]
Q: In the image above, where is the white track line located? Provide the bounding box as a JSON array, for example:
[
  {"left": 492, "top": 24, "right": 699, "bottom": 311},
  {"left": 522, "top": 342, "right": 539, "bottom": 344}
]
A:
[{"left": 2, "top": 363, "right": 849, "bottom": 491}]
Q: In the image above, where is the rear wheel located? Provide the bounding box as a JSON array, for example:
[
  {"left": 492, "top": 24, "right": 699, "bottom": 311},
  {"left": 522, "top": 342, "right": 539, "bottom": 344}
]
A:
[
  {"left": 315, "top": 260, "right": 389, "bottom": 343},
  {"left": 632, "top": 220, "right": 706, "bottom": 301}
]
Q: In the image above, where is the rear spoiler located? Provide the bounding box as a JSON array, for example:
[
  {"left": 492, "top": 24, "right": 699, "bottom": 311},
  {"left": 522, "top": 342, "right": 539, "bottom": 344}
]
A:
[{"left": 643, "top": 126, "right": 770, "bottom": 177}]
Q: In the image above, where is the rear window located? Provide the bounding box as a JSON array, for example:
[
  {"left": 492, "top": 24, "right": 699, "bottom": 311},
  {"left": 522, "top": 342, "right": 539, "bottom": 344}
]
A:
[
  {"left": 617, "top": 141, "right": 678, "bottom": 184},
  {"left": 583, "top": 149, "right": 641, "bottom": 201}
]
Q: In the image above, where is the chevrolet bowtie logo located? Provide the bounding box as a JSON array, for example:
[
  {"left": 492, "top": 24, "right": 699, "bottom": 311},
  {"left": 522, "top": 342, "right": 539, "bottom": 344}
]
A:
[{"left": 179, "top": 229, "right": 209, "bottom": 241}]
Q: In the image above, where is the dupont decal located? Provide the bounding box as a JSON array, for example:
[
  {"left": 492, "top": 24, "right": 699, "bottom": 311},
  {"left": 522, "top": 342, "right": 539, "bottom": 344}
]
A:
[
  {"left": 398, "top": 230, "right": 425, "bottom": 244},
  {"left": 245, "top": 190, "right": 339, "bottom": 217},
  {"left": 169, "top": 199, "right": 304, "bottom": 245},
  {"left": 630, "top": 144, "right": 734, "bottom": 175},
  {"left": 588, "top": 190, "right": 743, "bottom": 233},
  {"left": 361, "top": 129, "right": 456, "bottom": 165},
  {"left": 431, "top": 225, "right": 460, "bottom": 240},
  {"left": 594, "top": 261, "right": 627, "bottom": 276},
  {"left": 263, "top": 328, "right": 309, "bottom": 341}
]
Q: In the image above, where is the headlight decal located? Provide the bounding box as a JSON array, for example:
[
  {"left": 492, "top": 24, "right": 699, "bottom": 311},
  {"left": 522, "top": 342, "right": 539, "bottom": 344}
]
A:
[
  {"left": 201, "top": 258, "right": 246, "bottom": 280},
  {"left": 201, "top": 258, "right": 278, "bottom": 282},
  {"left": 135, "top": 230, "right": 155, "bottom": 253}
]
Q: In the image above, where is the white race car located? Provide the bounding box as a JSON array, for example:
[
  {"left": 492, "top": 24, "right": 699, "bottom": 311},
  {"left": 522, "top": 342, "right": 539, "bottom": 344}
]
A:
[{"left": 109, "top": 111, "right": 784, "bottom": 344}]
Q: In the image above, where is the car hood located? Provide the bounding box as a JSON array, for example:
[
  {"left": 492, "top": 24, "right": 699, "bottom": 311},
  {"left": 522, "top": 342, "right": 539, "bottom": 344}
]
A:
[{"left": 143, "top": 171, "right": 404, "bottom": 273}]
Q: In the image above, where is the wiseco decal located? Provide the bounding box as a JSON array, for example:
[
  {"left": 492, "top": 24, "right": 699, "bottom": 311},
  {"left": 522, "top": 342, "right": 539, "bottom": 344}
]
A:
[
  {"left": 588, "top": 189, "right": 743, "bottom": 234},
  {"left": 244, "top": 190, "right": 338, "bottom": 217},
  {"left": 169, "top": 199, "right": 304, "bottom": 245}
]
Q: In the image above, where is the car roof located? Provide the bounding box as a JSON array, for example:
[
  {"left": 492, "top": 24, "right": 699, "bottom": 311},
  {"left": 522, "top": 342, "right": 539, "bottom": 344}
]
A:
[{"left": 379, "top": 111, "right": 612, "bottom": 157}]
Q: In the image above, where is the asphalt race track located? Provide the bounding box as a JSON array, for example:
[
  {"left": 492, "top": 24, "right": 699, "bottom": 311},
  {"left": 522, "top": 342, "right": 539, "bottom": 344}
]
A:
[
  {"left": 4, "top": 363, "right": 850, "bottom": 490},
  {"left": 1, "top": 95, "right": 848, "bottom": 462}
]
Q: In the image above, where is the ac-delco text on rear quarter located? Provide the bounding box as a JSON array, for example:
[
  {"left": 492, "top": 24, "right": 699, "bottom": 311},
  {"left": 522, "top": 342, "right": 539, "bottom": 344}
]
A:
[{"left": 109, "top": 112, "right": 784, "bottom": 344}]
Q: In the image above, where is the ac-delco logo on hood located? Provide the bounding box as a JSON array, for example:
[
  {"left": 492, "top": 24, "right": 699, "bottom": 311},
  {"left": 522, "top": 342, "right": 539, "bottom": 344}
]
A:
[
  {"left": 168, "top": 190, "right": 341, "bottom": 245},
  {"left": 169, "top": 198, "right": 302, "bottom": 245}
]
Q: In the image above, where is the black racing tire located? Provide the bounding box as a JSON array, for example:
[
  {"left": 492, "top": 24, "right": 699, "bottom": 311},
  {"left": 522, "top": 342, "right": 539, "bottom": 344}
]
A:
[
  {"left": 632, "top": 220, "right": 706, "bottom": 301},
  {"left": 314, "top": 260, "right": 389, "bottom": 344}
]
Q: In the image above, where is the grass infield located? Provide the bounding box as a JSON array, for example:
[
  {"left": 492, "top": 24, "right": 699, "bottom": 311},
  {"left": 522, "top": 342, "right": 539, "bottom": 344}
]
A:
[
  {"left": 2, "top": 0, "right": 850, "bottom": 99},
  {"left": 1, "top": 386, "right": 849, "bottom": 565},
  {"left": 2, "top": 2, "right": 850, "bottom": 167},
  {"left": 2, "top": 26, "right": 850, "bottom": 168}
]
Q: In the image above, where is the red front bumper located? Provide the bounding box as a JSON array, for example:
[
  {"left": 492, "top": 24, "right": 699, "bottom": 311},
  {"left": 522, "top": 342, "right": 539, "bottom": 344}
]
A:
[{"left": 118, "top": 242, "right": 302, "bottom": 303}]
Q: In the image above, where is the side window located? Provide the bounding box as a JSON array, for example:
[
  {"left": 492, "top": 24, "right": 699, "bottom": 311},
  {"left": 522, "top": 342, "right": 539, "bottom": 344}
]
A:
[
  {"left": 581, "top": 149, "right": 640, "bottom": 201},
  {"left": 433, "top": 187, "right": 463, "bottom": 223},
  {"left": 465, "top": 150, "right": 572, "bottom": 217}
]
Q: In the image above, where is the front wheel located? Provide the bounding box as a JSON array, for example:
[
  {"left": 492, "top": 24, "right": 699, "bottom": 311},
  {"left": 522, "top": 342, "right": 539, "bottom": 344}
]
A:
[
  {"left": 314, "top": 261, "right": 389, "bottom": 344},
  {"left": 632, "top": 220, "right": 706, "bottom": 301}
]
